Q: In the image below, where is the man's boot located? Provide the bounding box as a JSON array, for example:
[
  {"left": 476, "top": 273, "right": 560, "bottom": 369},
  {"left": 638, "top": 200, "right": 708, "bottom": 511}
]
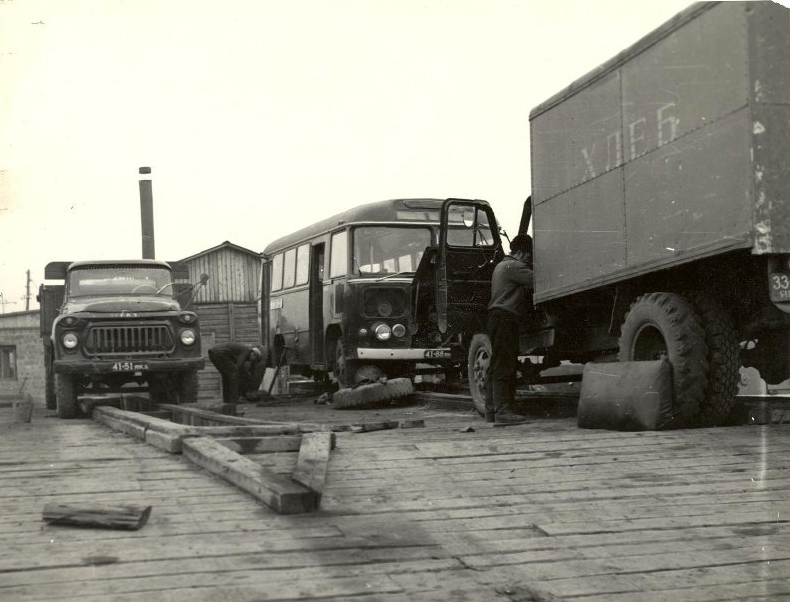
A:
[{"left": 492, "top": 380, "right": 527, "bottom": 425}]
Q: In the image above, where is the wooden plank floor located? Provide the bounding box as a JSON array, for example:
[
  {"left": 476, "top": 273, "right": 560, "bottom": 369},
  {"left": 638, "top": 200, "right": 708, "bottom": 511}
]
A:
[{"left": 1, "top": 403, "right": 789, "bottom": 601}]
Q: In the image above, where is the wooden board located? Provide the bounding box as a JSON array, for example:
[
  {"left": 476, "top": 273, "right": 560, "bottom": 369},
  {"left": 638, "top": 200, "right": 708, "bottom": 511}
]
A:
[
  {"left": 292, "top": 432, "right": 334, "bottom": 500},
  {"left": 42, "top": 502, "right": 152, "bottom": 530}
]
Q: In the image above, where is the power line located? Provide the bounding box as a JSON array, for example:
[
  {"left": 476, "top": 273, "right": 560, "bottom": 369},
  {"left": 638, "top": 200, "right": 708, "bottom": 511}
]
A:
[{"left": 0, "top": 293, "right": 19, "bottom": 314}]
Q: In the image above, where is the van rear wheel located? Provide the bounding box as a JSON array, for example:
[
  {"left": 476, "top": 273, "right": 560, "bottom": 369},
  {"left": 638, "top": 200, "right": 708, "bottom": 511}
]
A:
[{"left": 618, "top": 292, "right": 708, "bottom": 428}]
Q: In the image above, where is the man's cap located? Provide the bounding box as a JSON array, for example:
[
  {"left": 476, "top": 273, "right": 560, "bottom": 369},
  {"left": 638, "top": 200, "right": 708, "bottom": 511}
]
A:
[{"left": 510, "top": 234, "right": 533, "bottom": 254}]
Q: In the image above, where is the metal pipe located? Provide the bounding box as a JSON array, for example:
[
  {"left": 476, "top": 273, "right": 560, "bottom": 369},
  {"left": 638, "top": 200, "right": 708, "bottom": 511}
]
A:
[{"left": 138, "top": 167, "right": 155, "bottom": 259}]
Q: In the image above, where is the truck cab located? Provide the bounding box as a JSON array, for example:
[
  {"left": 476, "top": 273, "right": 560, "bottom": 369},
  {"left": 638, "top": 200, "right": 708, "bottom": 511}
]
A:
[{"left": 39, "top": 260, "right": 205, "bottom": 418}]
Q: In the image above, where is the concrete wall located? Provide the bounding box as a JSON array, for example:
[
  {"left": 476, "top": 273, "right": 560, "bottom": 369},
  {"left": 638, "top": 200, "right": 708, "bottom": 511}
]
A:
[{"left": 0, "top": 311, "right": 44, "bottom": 406}]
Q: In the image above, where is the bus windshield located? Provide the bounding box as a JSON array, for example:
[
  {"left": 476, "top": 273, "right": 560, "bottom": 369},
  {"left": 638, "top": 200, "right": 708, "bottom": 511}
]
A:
[{"left": 353, "top": 226, "right": 432, "bottom": 276}]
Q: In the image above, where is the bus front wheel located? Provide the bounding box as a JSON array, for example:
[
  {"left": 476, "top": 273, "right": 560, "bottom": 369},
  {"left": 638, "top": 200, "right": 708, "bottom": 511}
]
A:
[{"left": 334, "top": 339, "right": 358, "bottom": 388}]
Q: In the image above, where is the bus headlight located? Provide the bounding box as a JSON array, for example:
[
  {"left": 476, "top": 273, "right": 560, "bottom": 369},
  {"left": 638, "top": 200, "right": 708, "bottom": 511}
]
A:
[
  {"left": 374, "top": 323, "right": 392, "bottom": 341},
  {"left": 62, "top": 332, "right": 79, "bottom": 349},
  {"left": 180, "top": 328, "right": 197, "bottom": 346},
  {"left": 392, "top": 323, "right": 406, "bottom": 338}
]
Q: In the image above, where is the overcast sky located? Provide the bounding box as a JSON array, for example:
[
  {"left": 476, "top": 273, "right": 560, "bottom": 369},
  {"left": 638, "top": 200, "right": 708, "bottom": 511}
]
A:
[{"left": 0, "top": 0, "right": 759, "bottom": 311}]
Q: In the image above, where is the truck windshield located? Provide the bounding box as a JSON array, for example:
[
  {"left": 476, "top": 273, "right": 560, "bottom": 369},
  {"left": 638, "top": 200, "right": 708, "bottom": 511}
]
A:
[
  {"left": 67, "top": 266, "right": 174, "bottom": 297},
  {"left": 353, "top": 226, "right": 432, "bottom": 276}
]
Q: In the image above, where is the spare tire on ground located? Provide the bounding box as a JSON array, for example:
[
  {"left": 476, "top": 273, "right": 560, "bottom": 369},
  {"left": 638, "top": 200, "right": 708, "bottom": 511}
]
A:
[
  {"left": 333, "top": 378, "right": 414, "bottom": 409},
  {"left": 578, "top": 360, "right": 674, "bottom": 431}
]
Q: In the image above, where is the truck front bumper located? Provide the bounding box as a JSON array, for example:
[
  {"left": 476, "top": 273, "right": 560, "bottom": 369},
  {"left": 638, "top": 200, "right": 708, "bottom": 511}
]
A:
[
  {"left": 356, "top": 348, "right": 451, "bottom": 361},
  {"left": 54, "top": 357, "right": 205, "bottom": 374}
]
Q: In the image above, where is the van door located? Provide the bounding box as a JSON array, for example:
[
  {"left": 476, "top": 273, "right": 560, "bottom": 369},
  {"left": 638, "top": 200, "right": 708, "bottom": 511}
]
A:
[
  {"left": 309, "top": 243, "right": 325, "bottom": 366},
  {"left": 437, "top": 199, "right": 503, "bottom": 336}
]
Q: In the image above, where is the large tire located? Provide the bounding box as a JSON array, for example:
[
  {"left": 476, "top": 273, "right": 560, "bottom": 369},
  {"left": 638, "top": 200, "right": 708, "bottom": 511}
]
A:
[
  {"left": 334, "top": 339, "right": 358, "bottom": 388},
  {"left": 44, "top": 345, "right": 56, "bottom": 410},
  {"left": 333, "top": 377, "right": 414, "bottom": 409},
  {"left": 617, "top": 292, "right": 708, "bottom": 428},
  {"left": 467, "top": 333, "right": 491, "bottom": 416},
  {"left": 686, "top": 293, "right": 740, "bottom": 427},
  {"left": 55, "top": 373, "right": 78, "bottom": 419},
  {"left": 176, "top": 370, "right": 199, "bottom": 404}
]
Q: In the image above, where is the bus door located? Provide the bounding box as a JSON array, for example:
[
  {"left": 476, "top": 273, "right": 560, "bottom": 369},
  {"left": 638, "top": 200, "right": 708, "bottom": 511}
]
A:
[
  {"left": 437, "top": 199, "right": 503, "bottom": 335},
  {"left": 309, "top": 243, "right": 325, "bottom": 366}
]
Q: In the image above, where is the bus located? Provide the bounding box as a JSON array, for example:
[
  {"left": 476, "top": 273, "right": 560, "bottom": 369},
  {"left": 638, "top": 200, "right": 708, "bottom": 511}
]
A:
[{"left": 260, "top": 198, "right": 503, "bottom": 387}]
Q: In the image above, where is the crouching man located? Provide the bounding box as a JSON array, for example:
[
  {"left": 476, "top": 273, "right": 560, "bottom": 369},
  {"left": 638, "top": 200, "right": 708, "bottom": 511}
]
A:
[{"left": 208, "top": 342, "right": 265, "bottom": 404}]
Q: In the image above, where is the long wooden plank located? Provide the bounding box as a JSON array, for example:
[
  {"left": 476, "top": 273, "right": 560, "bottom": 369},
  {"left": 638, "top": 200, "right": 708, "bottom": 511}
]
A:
[{"left": 181, "top": 437, "right": 317, "bottom": 514}]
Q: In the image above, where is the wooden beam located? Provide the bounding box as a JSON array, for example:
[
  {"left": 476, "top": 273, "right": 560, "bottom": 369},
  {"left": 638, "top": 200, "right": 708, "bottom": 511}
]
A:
[
  {"left": 42, "top": 503, "right": 152, "bottom": 530},
  {"left": 292, "top": 432, "right": 334, "bottom": 501},
  {"left": 92, "top": 409, "right": 147, "bottom": 440},
  {"left": 182, "top": 437, "right": 318, "bottom": 514}
]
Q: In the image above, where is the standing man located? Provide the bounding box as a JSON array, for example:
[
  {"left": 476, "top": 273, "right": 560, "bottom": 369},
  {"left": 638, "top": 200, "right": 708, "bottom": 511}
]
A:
[
  {"left": 208, "top": 342, "right": 265, "bottom": 404},
  {"left": 486, "top": 234, "right": 534, "bottom": 424}
]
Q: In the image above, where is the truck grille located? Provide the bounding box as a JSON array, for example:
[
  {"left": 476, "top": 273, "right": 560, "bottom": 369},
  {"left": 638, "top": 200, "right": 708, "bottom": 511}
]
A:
[{"left": 84, "top": 324, "right": 175, "bottom": 356}]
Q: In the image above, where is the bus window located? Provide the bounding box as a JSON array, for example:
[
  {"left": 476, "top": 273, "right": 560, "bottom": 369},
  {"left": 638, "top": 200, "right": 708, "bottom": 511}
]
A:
[
  {"left": 295, "top": 244, "right": 309, "bottom": 285},
  {"left": 271, "top": 253, "right": 283, "bottom": 291},
  {"left": 330, "top": 231, "right": 347, "bottom": 278},
  {"left": 398, "top": 254, "right": 413, "bottom": 272},
  {"left": 283, "top": 248, "right": 296, "bottom": 288}
]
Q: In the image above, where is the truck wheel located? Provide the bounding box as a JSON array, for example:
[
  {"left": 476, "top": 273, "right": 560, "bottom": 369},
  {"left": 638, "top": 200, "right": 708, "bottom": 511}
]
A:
[
  {"left": 467, "top": 334, "right": 491, "bottom": 416},
  {"left": 55, "top": 373, "right": 78, "bottom": 419},
  {"left": 44, "top": 346, "right": 56, "bottom": 410},
  {"left": 148, "top": 375, "right": 172, "bottom": 404},
  {"left": 618, "top": 292, "right": 708, "bottom": 428},
  {"left": 685, "top": 293, "right": 740, "bottom": 427},
  {"left": 334, "top": 339, "right": 358, "bottom": 388},
  {"left": 176, "top": 371, "right": 199, "bottom": 404}
]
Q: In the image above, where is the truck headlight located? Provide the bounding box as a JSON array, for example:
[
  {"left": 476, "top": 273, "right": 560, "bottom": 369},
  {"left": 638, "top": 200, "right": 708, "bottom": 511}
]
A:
[
  {"left": 62, "top": 332, "right": 79, "bottom": 349},
  {"left": 374, "top": 323, "right": 391, "bottom": 341},
  {"left": 392, "top": 323, "right": 406, "bottom": 338},
  {"left": 180, "top": 328, "right": 196, "bottom": 345}
]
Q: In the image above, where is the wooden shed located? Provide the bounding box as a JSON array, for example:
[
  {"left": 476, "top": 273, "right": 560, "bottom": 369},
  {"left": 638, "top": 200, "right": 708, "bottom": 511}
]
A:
[{"left": 179, "top": 241, "right": 261, "bottom": 402}]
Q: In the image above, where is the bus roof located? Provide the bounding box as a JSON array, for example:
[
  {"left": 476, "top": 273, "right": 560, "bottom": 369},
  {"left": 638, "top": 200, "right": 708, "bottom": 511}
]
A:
[{"left": 263, "top": 198, "right": 451, "bottom": 256}]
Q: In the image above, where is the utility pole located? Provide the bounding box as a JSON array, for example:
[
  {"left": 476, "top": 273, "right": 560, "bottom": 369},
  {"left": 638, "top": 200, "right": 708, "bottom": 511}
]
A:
[{"left": 25, "top": 269, "right": 31, "bottom": 311}]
